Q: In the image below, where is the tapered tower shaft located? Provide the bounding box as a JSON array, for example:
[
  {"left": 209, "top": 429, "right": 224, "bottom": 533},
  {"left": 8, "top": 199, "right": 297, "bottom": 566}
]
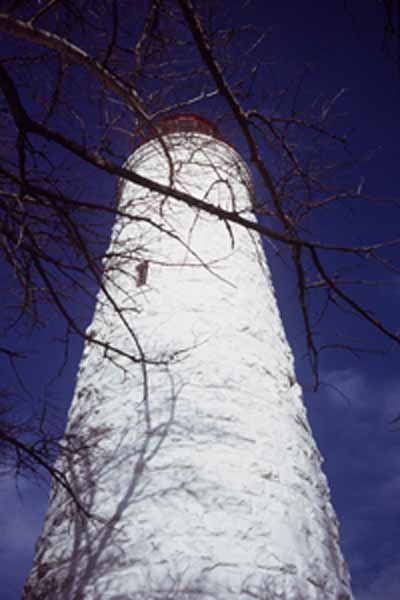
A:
[{"left": 24, "top": 115, "right": 352, "bottom": 599}]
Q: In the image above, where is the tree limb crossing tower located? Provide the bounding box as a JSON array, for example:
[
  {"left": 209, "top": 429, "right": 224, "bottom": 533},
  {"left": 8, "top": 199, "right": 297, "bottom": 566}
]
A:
[{"left": 25, "top": 115, "right": 352, "bottom": 599}]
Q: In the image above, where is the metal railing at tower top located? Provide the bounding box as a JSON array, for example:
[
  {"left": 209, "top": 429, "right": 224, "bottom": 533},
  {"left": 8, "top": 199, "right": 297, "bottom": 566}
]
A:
[
  {"left": 139, "top": 113, "right": 222, "bottom": 145},
  {"left": 154, "top": 114, "right": 220, "bottom": 138}
]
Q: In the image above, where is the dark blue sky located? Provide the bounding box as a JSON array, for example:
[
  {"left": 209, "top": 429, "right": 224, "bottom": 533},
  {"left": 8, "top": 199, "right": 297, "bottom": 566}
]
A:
[{"left": 2, "top": 2, "right": 400, "bottom": 599}]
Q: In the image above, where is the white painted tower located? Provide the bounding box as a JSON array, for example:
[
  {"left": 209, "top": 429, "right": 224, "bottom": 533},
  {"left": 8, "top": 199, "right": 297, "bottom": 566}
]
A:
[{"left": 25, "top": 115, "right": 352, "bottom": 599}]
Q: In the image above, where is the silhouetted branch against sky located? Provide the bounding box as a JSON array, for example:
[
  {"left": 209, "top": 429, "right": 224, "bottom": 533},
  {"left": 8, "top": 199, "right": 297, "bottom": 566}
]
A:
[{"left": 0, "top": 0, "right": 399, "bottom": 506}]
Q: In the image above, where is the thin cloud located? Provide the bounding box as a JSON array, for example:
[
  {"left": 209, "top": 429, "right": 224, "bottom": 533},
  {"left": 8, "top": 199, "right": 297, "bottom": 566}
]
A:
[
  {"left": 356, "top": 562, "right": 400, "bottom": 600},
  {"left": 306, "top": 369, "right": 400, "bottom": 599}
]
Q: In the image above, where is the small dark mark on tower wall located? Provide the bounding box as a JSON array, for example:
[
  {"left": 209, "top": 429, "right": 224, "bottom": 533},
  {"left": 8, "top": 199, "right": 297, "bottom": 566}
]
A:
[{"left": 136, "top": 260, "right": 149, "bottom": 287}]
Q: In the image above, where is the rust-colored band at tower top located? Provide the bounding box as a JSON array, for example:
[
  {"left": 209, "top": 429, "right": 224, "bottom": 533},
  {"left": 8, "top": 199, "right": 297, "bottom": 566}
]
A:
[{"left": 148, "top": 113, "right": 221, "bottom": 141}]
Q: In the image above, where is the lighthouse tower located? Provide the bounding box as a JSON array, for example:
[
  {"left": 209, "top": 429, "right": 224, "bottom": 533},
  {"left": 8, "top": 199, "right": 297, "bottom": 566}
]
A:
[{"left": 24, "top": 115, "right": 352, "bottom": 599}]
